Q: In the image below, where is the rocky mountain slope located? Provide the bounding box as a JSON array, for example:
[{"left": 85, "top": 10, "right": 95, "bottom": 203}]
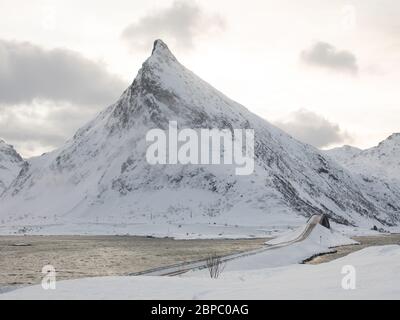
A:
[
  {"left": 1, "top": 40, "right": 399, "bottom": 230},
  {"left": 0, "top": 139, "right": 25, "bottom": 195},
  {"left": 325, "top": 135, "right": 400, "bottom": 226}
]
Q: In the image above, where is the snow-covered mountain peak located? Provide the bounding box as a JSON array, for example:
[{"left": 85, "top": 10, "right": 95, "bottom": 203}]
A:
[
  {"left": 102, "top": 40, "right": 182, "bottom": 131},
  {"left": 327, "top": 133, "right": 400, "bottom": 185},
  {"left": 0, "top": 139, "right": 9, "bottom": 149},
  {"left": 0, "top": 139, "right": 25, "bottom": 195},
  {"left": 151, "top": 39, "right": 176, "bottom": 60},
  {"left": 107, "top": 39, "right": 252, "bottom": 133},
  {"left": 362, "top": 133, "right": 400, "bottom": 158},
  {"left": 0, "top": 140, "right": 23, "bottom": 162},
  {"left": 388, "top": 132, "right": 400, "bottom": 139},
  {"left": 379, "top": 132, "right": 400, "bottom": 147},
  {"left": 2, "top": 40, "right": 400, "bottom": 230},
  {"left": 144, "top": 39, "right": 179, "bottom": 72}
]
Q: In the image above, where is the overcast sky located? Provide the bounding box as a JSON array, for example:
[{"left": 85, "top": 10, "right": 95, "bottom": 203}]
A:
[{"left": 1, "top": 0, "right": 399, "bottom": 157}]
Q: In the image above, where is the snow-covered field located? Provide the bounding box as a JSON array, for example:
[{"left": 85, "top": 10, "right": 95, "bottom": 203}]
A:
[
  {"left": 4, "top": 224, "right": 394, "bottom": 300},
  {"left": 0, "top": 211, "right": 309, "bottom": 239},
  {"left": 0, "top": 221, "right": 303, "bottom": 239},
  {"left": 1, "top": 218, "right": 395, "bottom": 240},
  {"left": 2, "top": 244, "right": 399, "bottom": 300}
]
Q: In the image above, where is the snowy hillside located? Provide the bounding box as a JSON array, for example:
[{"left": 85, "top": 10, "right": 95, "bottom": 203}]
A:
[
  {"left": 325, "top": 135, "right": 400, "bottom": 226},
  {"left": 0, "top": 40, "right": 399, "bottom": 233},
  {"left": 0, "top": 140, "right": 25, "bottom": 195},
  {"left": 326, "top": 133, "right": 400, "bottom": 182}
]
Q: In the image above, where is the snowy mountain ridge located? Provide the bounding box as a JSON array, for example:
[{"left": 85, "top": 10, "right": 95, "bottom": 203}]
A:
[
  {"left": 0, "top": 40, "right": 399, "bottom": 234},
  {"left": 0, "top": 139, "right": 25, "bottom": 196},
  {"left": 326, "top": 133, "right": 400, "bottom": 182},
  {"left": 325, "top": 145, "right": 362, "bottom": 164}
]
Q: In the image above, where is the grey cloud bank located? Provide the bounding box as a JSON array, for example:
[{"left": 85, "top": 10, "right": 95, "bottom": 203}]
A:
[
  {"left": 0, "top": 104, "right": 98, "bottom": 157},
  {"left": 0, "top": 39, "right": 129, "bottom": 156},
  {"left": 274, "top": 109, "right": 351, "bottom": 148},
  {"left": 0, "top": 40, "right": 127, "bottom": 106},
  {"left": 121, "top": 1, "right": 225, "bottom": 51},
  {"left": 300, "top": 41, "right": 358, "bottom": 74}
]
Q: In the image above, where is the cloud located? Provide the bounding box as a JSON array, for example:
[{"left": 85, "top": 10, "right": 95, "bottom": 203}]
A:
[
  {"left": 0, "top": 102, "right": 98, "bottom": 158},
  {"left": 300, "top": 41, "right": 358, "bottom": 74},
  {"left": 0, "top": 40, "right": 127, "bottom": 106},
  {"left": 121, "top": 1, "right": 225, "bottom": 51},
  {"left": 274, "top": 109, "right": 352, "bottom": 148}
]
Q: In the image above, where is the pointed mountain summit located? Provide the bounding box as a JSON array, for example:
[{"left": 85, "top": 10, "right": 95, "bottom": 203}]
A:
[
  {"left": 151, "top": 39, "right": 177, "bottom": 60},
  {"left": 1, "top": 40, "right": 399, "bottom": 234}
]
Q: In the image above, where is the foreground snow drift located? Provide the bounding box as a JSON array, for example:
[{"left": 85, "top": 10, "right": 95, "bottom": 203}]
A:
[{"left": 2, "top": 245, "right": 399, "bottom": 300}]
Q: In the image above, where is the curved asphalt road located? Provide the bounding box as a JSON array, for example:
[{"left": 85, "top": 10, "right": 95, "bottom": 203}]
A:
[{"left": 130, "top": 214, "right": 324, "bottom": 277}]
